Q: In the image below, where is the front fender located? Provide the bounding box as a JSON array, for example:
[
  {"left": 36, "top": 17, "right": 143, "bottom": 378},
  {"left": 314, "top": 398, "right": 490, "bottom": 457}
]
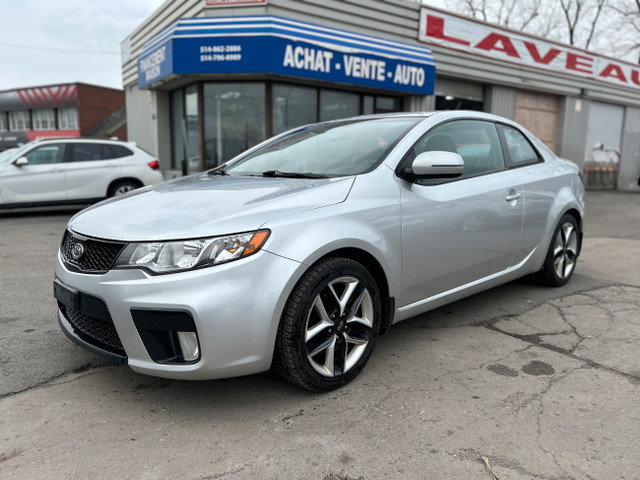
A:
[{"left": 261, "top": 168, "right": 402, "bottom": 299}]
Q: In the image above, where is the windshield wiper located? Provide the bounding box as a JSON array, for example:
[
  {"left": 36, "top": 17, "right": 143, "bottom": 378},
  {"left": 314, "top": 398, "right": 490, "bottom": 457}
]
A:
[
  {"left": 207, "top": 166, "right": 228, "bottom": 176},
  {"left": 262, "top": 170, "right": 328, "bottom": 179}
]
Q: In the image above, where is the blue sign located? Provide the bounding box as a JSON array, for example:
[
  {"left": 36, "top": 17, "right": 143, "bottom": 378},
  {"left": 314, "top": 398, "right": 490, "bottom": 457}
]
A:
[{"left": 138, "top": 15, "right": 436, "bottom": 95}]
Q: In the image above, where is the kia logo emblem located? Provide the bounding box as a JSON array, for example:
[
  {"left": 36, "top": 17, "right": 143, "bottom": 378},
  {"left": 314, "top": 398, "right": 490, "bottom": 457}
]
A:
[{"left": 71, "top": 242, "right": 85, "bottom": 260}]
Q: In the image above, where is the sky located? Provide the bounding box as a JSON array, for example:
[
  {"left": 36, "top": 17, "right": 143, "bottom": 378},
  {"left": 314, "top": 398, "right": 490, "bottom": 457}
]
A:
[{"left": 0, "top": 0, "right": 166, "bottom": 91}]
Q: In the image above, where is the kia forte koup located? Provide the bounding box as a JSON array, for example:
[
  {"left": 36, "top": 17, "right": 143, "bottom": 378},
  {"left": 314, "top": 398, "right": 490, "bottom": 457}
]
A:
[{"left": 54, "top": 111, "right": 584, "bottom": 391}]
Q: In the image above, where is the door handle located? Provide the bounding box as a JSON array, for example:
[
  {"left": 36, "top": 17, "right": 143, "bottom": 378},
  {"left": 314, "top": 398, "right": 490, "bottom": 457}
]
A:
[{"left": 505, "top": 190, "right": 522, "bottom": 202}]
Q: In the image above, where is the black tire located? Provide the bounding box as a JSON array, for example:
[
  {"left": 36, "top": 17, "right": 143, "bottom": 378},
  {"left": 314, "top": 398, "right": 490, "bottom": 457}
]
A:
[
  {"left": 273, "top": 257, "right": 382, "bottom": 391},
  {"left": 539, "top": 213, "right": 580, "bottom": 287},
  {"left": 109, "top": 181, "right": 140, "bottom": 197}
]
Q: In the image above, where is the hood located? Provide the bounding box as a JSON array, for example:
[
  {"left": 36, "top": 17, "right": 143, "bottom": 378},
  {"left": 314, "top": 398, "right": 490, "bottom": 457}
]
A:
[{"left": 69, "top": 173, "right": 355, "bottom": 241}]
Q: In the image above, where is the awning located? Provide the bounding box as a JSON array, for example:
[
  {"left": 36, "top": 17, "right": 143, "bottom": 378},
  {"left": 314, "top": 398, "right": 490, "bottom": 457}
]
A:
[{"left": 137, "top": 15, "right": 436, "bottom": 95}]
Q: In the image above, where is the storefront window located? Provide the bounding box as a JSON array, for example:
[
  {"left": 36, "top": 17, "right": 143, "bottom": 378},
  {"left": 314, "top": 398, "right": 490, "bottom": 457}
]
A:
[
  {"left": 58, "top": 108, "right": 78, "bottom": 130},
  {"left": 0, "top": 112, "right": 7, "bottom": 131},
  {"left": 32, "top": 109, "right": 56, "bottom": 130},
  {"left": 376, "top": 96, "right": 402, "bottom": 113},
  {"left": 203, "top": 83, "right": 265, "bottom": 168},
  {"left": 363, "top": 95, "right": 374, "bottom": 115},
  {"left": 319, "top": 89, "right": 360, "bottom": 122},
  {"left": 170, "top": 81, "right": 402, "bottom": 173},
  {"left": 9, "top": 111, "right": 30, "bottom": 131},
  {"left": 272, "top": 84, "right": 317, "bottom": 135}
]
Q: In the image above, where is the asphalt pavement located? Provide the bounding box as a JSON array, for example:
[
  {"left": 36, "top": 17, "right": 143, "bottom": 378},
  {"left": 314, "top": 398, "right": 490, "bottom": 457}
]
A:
[{"left": 0, "top": 192, "right": 638, "bottom": 479}]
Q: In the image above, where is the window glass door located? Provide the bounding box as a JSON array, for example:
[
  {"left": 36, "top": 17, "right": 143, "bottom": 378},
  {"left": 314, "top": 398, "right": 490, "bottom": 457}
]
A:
[
  {"left": 272, "top": 84, "right": 317, "bottom": 135},
  {"left": 203, "top": 83, "right": 265, "bottom": 168},
  {"left": 319, "top": 90, "right": 359, "bottom": 122}
]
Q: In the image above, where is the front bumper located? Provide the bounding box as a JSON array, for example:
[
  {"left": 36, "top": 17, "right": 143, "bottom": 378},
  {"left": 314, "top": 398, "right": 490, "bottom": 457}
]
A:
[{"left": 55, "top": 248, "right": 303, "bottom": 380}]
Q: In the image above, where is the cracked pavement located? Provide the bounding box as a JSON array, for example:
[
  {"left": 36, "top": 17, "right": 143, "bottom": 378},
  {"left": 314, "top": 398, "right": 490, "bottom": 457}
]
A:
[{"left": 1, "top": 192, "right": 639, "bottom": 479}]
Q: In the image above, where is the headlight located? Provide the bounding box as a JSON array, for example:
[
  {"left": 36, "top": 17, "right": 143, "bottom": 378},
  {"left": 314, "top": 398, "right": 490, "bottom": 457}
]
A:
[{"left": 114, "top": 230, "right": 270, "bottom": 274}]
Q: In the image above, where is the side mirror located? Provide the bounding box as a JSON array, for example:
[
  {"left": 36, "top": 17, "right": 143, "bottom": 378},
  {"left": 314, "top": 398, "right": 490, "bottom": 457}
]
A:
[
  {"left": 14, "top": 157, "right": 29, "bottom": 167},
  {"left": 411, "top": 151, "right": 464, "bottom": 178}
]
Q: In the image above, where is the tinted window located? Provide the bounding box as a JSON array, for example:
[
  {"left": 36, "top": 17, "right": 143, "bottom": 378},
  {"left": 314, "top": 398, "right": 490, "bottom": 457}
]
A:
[
  {"left": 319, "top": 90, "right": 359, "bottom": 122},
  {"left": 70, "top": 143, "right": 102, "bottom": 162},
  {"left": 107, "top": 144, "right": 133, "bottom": 159},
  {"left": 272, "top": 84, "right": 317, "bottom": 136},
  {"left": 24, "top": 144, "right": 65, "bottom": 165},
  {"left": 100, "top": 145, "right": 117, "bottom": 160},
  {"left": 500, "top": 125, "right": 540, "bottom": 166},
  {"left": 410, "top": 120, "right": 505, "bottom": 179}
]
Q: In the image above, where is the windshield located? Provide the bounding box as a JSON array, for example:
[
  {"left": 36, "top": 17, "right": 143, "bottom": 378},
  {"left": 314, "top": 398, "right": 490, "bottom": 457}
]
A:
[
  {"left": 0, "top": 143, "right": 34, "bottom": 164},
  {"left": 225, "top": 117, "right": 421, "bottom": 177}
]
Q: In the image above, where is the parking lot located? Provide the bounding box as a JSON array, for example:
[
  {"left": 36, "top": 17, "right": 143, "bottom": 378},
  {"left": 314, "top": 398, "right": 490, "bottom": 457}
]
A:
[{"left": 1, "top": 191, "right": 639, "bottom": 480}]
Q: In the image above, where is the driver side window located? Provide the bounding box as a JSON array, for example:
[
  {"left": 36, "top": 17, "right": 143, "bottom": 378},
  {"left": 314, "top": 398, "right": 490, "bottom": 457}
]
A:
[
  {"left": 410, "top": 120, "right": 505, "bottom": 180},
  {"left": 24, "top": 144, "right": 66, "bottom": 165}
]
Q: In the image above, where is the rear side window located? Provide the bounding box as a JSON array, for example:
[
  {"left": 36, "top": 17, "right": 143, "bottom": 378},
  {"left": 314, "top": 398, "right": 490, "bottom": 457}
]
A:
[
  {"left": 70, "top": 143, "right": 102, "bottom": 162},
  {"left": 68, "top": 143, "right": 133, "bottom": 162},
  {"left": 499, "top": 125, "right": 541, "bottom": 167},
  {"left": 108, "top": 144, "right": 133, "bottom": 159}
]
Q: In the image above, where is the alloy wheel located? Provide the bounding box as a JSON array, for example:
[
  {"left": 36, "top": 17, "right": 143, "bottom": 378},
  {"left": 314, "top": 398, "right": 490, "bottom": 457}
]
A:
[
  {"left": 304, "top": 276, "right": 374, "bottom": 377},
  {"left": 553, "top": 222, "right": 578, "bottom": 279},
  {"left": 114, "top": 184, "right": 136, "bottom": 196}
]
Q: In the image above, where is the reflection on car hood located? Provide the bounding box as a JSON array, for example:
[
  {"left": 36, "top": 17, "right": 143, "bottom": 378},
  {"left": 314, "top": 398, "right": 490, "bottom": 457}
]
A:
[{"left": 69, "top": 173, "right": 355, "bottom": 241}]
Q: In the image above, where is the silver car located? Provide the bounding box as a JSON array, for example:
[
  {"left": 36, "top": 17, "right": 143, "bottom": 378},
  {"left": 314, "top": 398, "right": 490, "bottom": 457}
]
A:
[{"left": 54, "top": 111, "right": 584, "bottom": 391}]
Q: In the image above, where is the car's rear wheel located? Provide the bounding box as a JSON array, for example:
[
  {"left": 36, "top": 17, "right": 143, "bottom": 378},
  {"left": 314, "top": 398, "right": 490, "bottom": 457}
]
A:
[
  {"left": 539, "top": 213, "right": 580, "bottom": 287},
  {"left": 273, "top": 257, "right": 381, "bottom": 391},
  {"left": 109, "top": 181, "right": 139, "bottom": 197}
]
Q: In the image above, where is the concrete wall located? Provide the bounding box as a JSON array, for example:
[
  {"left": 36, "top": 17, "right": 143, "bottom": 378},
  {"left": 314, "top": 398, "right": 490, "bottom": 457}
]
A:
[
  {"left": 557, "top": 97, "right": 590, "bottom": 167},
  {"left": 619, "top": 107, "right": 640, "bottom": 191},
  {"left": 125, "top": 87, "right": 156, "bottom": 157},
  {"left": 484, "top": 85, "right": 515, "bottom": 120}
]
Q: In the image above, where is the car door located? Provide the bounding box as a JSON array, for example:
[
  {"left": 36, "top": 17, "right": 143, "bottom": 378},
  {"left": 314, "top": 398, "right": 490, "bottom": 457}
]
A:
[
  {"left": 0, "top": 143, "right": 67, "bottom": 204},
  {"left": 497, "top": 124, "right": 557, "bottom": 266},
  {"left": 64, "top": 142, "right": 121, "bottom": 200},
  {"left": 399, "top": 119, "right": 524, "bottom": 307}
]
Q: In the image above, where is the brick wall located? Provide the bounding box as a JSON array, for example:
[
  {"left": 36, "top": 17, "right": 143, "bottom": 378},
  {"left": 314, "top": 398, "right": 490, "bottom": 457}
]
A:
[
  {"left": 111, "top": 124, "right": 128, "bottom": 142},
  {"left": 76, "top": 84, "right": 125, "bottom": 138}
]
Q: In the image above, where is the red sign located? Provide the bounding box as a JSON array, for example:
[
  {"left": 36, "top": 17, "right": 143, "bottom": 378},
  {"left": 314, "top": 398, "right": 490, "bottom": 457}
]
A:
[
  {"left": 26, "top": 130, "right": 80, "bottom": 142},
  {"left": 205, "top": 0, "right": 267, "bottom": 7},
  {"left": 418, "top": 7, "right": 640, "bottom": 91}
]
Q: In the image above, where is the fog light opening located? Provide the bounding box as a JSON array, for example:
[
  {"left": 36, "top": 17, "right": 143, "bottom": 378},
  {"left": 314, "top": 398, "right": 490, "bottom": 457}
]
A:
[{"left": 177, "top": 331, "right": 200, "bottom": 362}]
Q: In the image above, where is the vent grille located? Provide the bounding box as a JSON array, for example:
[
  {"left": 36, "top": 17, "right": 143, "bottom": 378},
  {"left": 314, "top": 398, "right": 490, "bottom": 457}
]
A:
[
  {"left": 61, "top": 230, "right": 126, "bottom": 274},
  {"left": 62, "top": 306, "right": 124, "bottom": 354}
]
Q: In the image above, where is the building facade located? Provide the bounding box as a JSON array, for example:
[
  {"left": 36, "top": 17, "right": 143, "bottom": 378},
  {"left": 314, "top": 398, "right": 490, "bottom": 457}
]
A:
[
  {"left": 0, "top": 83, "right": 127, "bottom": 151},
  {"left": 122, "top": 0, "right": 640, "bottom": 191}
]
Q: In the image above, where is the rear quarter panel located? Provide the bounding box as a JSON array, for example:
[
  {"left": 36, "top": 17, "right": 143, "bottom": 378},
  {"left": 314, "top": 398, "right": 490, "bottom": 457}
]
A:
[{"left": 512, "top": 157, "right": 585, "bottom": 273}]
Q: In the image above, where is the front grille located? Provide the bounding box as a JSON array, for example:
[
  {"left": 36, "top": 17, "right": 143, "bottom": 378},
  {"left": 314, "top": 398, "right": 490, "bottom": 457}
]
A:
[
  {"left": 62, "top": 305, "right": 124, "bottom": 354},
  {"left": 61, "top": 230, "right": 126, "bottom": 273}
]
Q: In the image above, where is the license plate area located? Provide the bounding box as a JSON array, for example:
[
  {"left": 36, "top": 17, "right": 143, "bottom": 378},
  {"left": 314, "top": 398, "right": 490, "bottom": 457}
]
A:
[{"left": 54, "top": 279, "right": 79, "bottom": 310}]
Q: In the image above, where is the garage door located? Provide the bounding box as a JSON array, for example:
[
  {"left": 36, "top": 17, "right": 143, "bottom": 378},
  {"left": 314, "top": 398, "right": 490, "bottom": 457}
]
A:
[
  {"left": 585, "top": 101, "right": 623, "bottom": 152},
  {"left": 514, "top": 90, "right": 558, "bottom": 151}
]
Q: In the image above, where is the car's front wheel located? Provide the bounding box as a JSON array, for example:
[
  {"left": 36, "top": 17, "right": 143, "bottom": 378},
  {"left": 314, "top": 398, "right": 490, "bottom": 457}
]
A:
[{"left": 273, "top": 257, "right": 381, "bottom": 391}]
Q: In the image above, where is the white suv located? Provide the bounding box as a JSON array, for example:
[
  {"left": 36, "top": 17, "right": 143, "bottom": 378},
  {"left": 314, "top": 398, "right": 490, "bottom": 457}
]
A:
[{"left": 0, "top": 138, "right": 164, "bottom": 208}]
